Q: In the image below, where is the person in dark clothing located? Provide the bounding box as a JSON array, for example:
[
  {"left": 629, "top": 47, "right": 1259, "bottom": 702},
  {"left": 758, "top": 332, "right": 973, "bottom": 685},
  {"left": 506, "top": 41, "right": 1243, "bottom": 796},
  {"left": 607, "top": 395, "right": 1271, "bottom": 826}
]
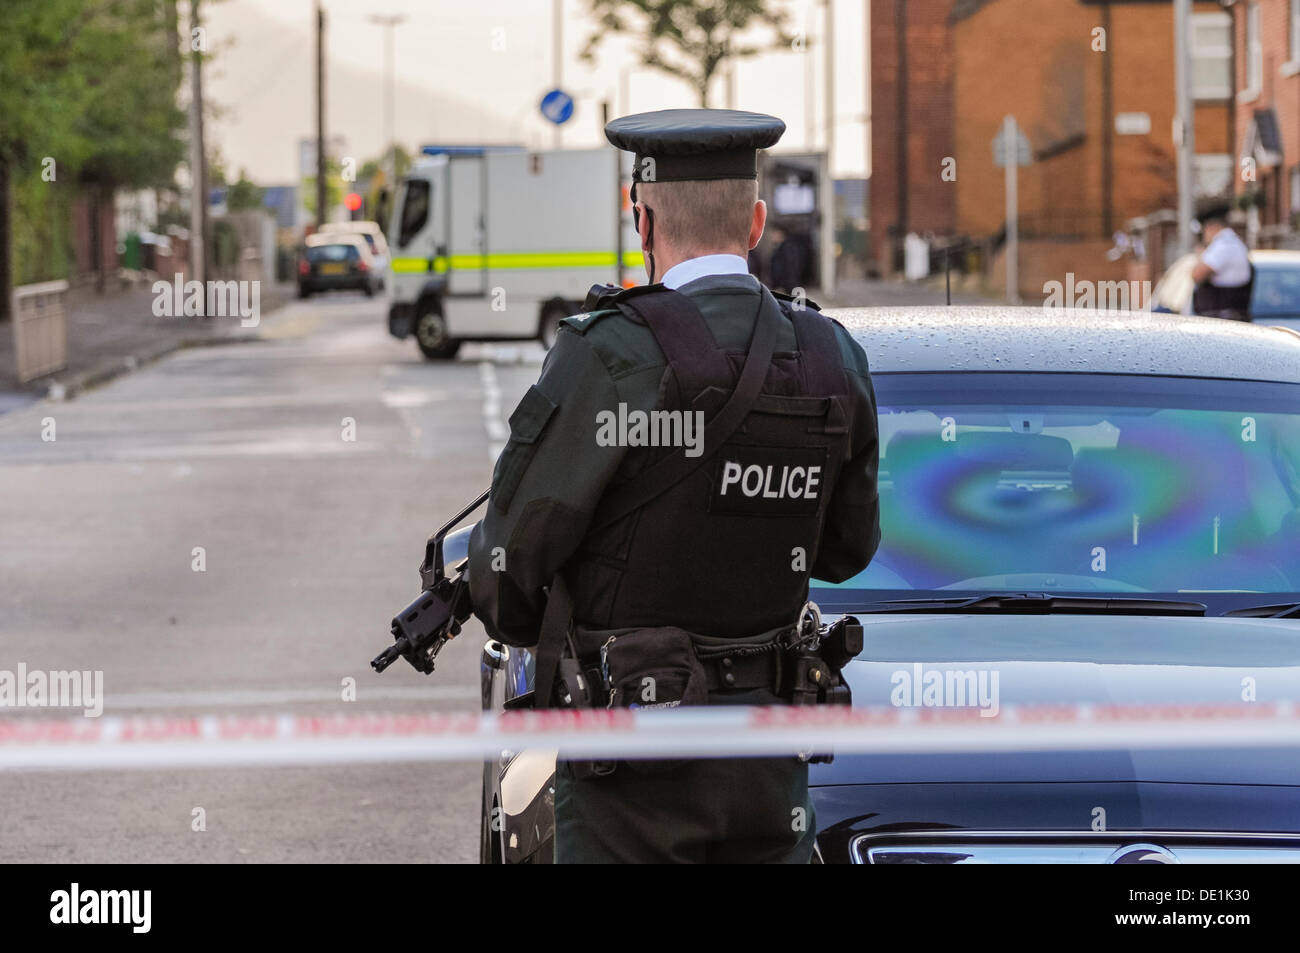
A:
[
  {"left": 467, "top": 109, "right": 881, "bottom": 864},
  {"left": 767, "top": 225, "right": 808, "bottom": 294}
]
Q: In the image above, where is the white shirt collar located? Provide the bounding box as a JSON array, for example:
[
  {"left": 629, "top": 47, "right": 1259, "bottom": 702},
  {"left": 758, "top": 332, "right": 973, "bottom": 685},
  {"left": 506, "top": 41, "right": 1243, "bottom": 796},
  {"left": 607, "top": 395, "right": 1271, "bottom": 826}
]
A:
[{"left": 659, "top": 253, "right": 752, "bottom": 290}]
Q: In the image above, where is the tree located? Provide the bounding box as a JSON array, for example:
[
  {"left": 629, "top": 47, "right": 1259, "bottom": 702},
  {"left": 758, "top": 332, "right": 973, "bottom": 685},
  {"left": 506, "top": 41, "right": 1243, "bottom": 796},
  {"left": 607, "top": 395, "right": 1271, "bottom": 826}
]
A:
[
  {"left": 581, "top": 0, "right": 793, "bottom": 107},
  {"left": 225, "top": 170, "right": 264, "bottom": 212},
  {"left": 0, "top": 0, "right": 186, "bottom": 308},
  {"left": 301, "top": 158, "right": 344, "bottom": 222},
  {"left": 73, "top": 0, "right": 187, "bottom": 291},
  {"left": 0, "top": 0, "right": 87, "bottom": 313}
]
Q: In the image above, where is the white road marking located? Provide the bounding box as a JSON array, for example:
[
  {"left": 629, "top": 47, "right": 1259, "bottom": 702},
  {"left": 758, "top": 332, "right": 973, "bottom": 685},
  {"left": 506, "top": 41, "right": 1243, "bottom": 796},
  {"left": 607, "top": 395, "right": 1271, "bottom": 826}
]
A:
[
  {"left": 104, "top": 438, "right": 379, "bottom": 460},
  {"left": 479, "top": 362, "right": 509, "bottom": 459},
  {"left": 381, "top": 388, "right": 447, "bottom": 409}
]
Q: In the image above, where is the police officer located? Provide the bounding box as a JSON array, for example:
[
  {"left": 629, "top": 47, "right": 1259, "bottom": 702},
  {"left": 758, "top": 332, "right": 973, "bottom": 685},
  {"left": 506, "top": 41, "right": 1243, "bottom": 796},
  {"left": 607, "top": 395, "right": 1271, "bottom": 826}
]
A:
[
  {"left": 1192, "top": 206, "right": 1253, "bottom": 321},
  {"left": 467, "top": 109, "right": 880, "bottom": 864}
]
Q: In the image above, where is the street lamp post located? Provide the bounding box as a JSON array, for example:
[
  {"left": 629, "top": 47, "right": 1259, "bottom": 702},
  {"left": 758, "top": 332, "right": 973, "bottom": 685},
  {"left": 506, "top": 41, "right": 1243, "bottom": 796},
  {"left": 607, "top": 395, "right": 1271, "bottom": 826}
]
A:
[
  {"left": 552, "top": 0, "right": 563, "bottom": 149},
  {"left": 1173, "top": 0, "right": 1195, "bottom": 254},
  {"left": 369, "top": 13, "right": 407, "bottom": 190}
]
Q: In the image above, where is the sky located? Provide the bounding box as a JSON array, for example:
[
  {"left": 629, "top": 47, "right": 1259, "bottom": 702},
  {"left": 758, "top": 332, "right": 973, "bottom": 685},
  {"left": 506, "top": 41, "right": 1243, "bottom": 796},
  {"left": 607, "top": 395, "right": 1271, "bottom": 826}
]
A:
[{"left": 200, "top": 0, "right": 869, "bottom": 185}]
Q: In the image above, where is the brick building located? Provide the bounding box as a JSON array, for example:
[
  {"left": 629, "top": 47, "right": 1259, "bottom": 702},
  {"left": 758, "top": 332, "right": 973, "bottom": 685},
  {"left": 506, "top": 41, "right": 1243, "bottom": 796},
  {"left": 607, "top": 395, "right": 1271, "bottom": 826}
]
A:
[
  {"left": 871, "top": 0, "right": 1239, "bottom": 293},
  {"left": 869, "top": 0, "right": 958, "bottom": 274},
  {"left": 1225, "top": 0, "right": 1300, "bottom": 240}
]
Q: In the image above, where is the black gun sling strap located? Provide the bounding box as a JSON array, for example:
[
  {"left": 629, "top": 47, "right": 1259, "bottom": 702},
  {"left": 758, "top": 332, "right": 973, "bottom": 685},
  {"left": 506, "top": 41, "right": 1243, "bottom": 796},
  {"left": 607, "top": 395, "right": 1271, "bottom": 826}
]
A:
[{"left": 532, "top": 286, "right": 781, "bottom": 709}]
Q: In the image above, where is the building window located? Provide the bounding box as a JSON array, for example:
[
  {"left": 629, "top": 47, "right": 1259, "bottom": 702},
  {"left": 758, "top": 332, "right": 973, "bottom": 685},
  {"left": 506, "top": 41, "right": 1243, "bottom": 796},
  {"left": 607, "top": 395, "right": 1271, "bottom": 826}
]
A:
[
  {"left": 1193, "top": 154, "right": 1234, "bottom": 198},
  {"left": 1241, "top": 3, "right": 1263, "bottom": 99},
  {"left": 1192, "top": 12, "right": 1233, "bottom": 99},
  {"left": 1291, "top": 166, "right": 1300, "bottom": 216}
]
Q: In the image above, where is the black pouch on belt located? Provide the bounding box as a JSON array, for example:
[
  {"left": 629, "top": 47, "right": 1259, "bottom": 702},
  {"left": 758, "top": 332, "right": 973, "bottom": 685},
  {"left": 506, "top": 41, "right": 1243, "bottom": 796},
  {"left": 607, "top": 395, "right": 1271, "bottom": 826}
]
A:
[
  {"left": 586, "top": 626, "right": 710, "bottom": 777},
  {"left": 601, "top": 627, "right": 710, "bottom": 710}
]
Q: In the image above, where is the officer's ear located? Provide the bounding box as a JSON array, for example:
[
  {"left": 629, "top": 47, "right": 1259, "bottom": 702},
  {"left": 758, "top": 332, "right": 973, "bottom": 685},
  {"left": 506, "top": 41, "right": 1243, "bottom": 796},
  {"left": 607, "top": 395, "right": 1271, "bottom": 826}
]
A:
[{"left": 748, "top": 199, "right": 767, "bottom": 251}]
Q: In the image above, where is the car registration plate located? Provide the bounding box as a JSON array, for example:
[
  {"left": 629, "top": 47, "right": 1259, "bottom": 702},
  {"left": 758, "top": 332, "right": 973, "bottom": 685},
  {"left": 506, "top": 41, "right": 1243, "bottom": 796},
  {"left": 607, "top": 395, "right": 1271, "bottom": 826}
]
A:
[{"left": 320, "top": 263, "right": 346, "bottom": 275}]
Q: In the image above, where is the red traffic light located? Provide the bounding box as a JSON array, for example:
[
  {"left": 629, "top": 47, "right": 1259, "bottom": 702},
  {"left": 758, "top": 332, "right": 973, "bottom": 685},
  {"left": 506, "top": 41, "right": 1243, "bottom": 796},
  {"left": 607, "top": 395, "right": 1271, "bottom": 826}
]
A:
[{"left": 344, "top": 192, "right": 363, "bottom": 212}]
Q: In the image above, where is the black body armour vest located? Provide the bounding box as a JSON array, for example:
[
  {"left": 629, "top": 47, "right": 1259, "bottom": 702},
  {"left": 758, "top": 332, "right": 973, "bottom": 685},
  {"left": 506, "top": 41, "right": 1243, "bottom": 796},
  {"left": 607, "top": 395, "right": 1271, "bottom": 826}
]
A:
[{"left": 570, "top": 286, "right": 852, "bottom": 639}]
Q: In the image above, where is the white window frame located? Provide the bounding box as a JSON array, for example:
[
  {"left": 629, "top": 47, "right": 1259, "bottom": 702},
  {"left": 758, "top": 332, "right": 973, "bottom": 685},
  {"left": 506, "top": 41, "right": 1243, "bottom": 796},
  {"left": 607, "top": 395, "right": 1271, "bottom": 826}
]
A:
[
  {"left": 1192, "top": 11, "right": 1234, "bottom": 100},
  {"left": 1193, "top": 153, "right": 1235, "bottom": 199},
  {"left": 1286, "top": 0, "right": 1300, "bottom": 75},
  {"left": 1240, "top": 3, "right": 1263, "bottom": 101}
]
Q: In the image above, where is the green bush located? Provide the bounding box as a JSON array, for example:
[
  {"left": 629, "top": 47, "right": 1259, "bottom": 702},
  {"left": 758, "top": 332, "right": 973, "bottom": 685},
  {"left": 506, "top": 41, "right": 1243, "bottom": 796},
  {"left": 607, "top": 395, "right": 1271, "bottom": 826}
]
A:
[{"left": 11, "top": 168, "right": 72, "bottom": 285}]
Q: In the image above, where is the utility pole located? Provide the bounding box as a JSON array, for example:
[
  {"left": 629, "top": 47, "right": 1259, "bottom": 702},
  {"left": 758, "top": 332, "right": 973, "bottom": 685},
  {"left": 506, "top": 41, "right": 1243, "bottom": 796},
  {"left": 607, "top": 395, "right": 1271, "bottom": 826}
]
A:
[
  {"left": 1004, "top": 115, "right": 1020, "bottom": 305},
  {"left": 1173, "top": 0, "right": 1195, "bottom": 254},
  {"left": 316, "top": 1, "right": 327, "bottom": 229},
  {"left": 188, "top": 0, "right": 207, "bottom": 287},
  {"left": 803, "top": 9, "right": 815, "bottom": 149},
  {"left": 369, "top": 13, "right": 406, "bottom": 189},
  {"left": 553, "top": 0, "right": 563, "bottom": 150},
  {"left": 824, "top": 0, "right": 835, "bottom": 174},
  {"left": 894, "top": 0, "right": 908, "bottom": 273},
  {"left": 864, "top": 0, "right": 871, "bottom": 230}
]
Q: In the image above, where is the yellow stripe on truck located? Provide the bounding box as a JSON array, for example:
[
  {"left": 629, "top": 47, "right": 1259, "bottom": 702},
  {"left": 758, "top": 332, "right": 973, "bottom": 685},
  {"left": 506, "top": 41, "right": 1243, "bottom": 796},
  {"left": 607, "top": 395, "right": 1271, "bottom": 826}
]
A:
[{"left": 390, "top": 250, "right": 644, "bottom": 273}]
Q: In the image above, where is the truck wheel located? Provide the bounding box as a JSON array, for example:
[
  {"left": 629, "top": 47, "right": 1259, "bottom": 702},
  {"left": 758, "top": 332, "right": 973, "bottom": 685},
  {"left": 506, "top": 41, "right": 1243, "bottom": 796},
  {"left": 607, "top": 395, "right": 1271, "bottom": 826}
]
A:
[
  {"left": 539, "top": 301, "right": 569, "bottom": 351},
  {"left": 415, "top": 306, "right": 460, "bottom": 360}
]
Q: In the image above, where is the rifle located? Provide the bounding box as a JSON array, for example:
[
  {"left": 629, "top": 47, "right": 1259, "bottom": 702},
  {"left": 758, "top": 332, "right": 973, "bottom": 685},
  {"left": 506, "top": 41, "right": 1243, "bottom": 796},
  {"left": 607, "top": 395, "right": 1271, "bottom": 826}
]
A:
[{"left": 370, "top": 490, "right": 489, "bottom": 675}]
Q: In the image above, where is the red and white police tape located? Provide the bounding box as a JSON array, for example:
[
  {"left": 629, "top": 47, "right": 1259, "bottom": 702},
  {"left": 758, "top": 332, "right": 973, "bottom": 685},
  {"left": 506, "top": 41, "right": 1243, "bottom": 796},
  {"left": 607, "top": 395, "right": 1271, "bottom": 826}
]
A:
[{"left": 0, "top": 702, "right": 1297, "bottom": 770}]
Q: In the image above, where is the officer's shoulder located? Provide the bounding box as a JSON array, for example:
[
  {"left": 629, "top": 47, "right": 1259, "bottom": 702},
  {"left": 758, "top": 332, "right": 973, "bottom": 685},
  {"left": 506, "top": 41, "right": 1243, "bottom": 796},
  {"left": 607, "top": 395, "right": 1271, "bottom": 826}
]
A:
[
  {"left": 558, "top": 282, "right": 652, "bottom": 337},
  {"left": 559, "top": 284, "right": 669, "bottom": 348},
  {"left": 558, "top": 308, "right": 621, "bottom": 336},
  {"left": 810, "top": 308, "right": 871, "bottom": 378},
  {"left": 771, "top": 288, "right": 823, "bottom": 314}
]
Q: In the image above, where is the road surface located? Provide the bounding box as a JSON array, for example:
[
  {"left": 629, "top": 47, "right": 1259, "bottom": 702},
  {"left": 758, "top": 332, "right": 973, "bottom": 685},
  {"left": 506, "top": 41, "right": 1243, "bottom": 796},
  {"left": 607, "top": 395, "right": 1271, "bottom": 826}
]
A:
[{"left": 0, "top": 293, "right": 543, "bottom": 862}]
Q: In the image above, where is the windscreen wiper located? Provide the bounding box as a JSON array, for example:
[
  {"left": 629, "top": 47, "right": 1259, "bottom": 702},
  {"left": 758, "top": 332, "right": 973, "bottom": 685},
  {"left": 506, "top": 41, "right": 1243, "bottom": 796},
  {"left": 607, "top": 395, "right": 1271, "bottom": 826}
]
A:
[
  {"left": 854, "top": 592, "right": 1207, "bottom": 616},
  {"left": 1221, "top": 602, "right": 1300, "bottom": 619}
]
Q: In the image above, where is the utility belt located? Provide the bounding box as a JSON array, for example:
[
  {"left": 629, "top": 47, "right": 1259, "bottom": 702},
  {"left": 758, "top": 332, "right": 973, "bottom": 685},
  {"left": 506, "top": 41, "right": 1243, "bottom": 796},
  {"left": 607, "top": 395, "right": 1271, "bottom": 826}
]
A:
[
  {"left": 534, "top": 602, "right": 862, "bottom": 778},
  {"left": 560, "top": 604, "right": 860, "bottom": 709}
]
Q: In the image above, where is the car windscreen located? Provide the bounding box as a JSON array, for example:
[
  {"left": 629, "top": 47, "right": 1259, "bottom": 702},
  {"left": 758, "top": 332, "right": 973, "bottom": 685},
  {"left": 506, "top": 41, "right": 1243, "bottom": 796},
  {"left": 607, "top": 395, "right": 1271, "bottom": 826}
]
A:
[
  {"left": 1251, "top": 262, "right": 1300, "bottom": 318},
  {"left": 305, "top": 244, "right": 359, "bottom": 262},
  {"left": 812, "top": 372, "right": 1300, "bottom": 613}
]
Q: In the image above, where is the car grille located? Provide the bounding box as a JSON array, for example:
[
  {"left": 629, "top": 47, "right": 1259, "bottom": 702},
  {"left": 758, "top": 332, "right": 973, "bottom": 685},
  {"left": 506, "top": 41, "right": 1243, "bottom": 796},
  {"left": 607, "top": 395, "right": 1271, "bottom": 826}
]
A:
[{"left": 851, "top": 832, "right": 1300, "bottom": 864}]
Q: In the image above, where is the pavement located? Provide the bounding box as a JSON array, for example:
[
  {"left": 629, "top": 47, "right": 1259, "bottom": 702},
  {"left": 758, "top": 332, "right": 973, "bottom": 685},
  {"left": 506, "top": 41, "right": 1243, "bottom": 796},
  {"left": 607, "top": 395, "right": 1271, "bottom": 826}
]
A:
[{"left": 0, "top": 278, "right": 295, "bottom": 415}]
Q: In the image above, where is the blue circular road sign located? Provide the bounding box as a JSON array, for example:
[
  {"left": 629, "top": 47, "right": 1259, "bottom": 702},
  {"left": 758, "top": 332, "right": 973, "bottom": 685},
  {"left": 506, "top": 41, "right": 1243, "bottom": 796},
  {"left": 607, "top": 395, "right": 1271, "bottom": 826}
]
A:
[{"left": 540, "top": 88, "right": 575, "bottom": 125}]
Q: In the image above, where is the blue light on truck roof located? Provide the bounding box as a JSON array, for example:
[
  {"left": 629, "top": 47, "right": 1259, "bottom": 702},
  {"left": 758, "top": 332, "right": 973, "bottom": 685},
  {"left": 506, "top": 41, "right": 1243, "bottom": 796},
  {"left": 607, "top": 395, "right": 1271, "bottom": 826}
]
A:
[{"left": 419, "top": 145, "right": 526, "bottom": 157}]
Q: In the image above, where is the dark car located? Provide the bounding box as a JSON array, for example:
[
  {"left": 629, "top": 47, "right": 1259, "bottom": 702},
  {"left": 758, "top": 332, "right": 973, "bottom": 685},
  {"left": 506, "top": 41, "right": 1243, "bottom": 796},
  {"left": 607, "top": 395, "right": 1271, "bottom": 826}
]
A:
[
  {"left": 298, "top": 237, "right": 378, "bottom": 298},
  {"left": 462, "top": 306, "right": 1300, "bottom": 864}
]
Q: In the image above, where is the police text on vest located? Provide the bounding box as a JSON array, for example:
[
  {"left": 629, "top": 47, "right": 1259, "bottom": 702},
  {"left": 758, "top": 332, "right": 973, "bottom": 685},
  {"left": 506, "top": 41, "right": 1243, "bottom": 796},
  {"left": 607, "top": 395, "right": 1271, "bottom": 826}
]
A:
[{"left": 719, "top": 461, "right": 821, "bottom": 499}]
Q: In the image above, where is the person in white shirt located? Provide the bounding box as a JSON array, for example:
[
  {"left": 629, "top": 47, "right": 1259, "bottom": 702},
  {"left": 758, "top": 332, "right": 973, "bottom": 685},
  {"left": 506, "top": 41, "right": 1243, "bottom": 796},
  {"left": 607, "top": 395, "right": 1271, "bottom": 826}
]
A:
[{"left": 1191, "top": 208, "right": 1253, "bottom": 321}]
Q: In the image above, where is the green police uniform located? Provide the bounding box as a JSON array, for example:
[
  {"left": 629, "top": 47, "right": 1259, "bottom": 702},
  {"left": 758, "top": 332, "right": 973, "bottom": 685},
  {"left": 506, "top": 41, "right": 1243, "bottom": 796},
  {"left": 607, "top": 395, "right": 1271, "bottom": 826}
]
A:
[{"left": 466, "top": 110, "right": 880, "bottom": 864}]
